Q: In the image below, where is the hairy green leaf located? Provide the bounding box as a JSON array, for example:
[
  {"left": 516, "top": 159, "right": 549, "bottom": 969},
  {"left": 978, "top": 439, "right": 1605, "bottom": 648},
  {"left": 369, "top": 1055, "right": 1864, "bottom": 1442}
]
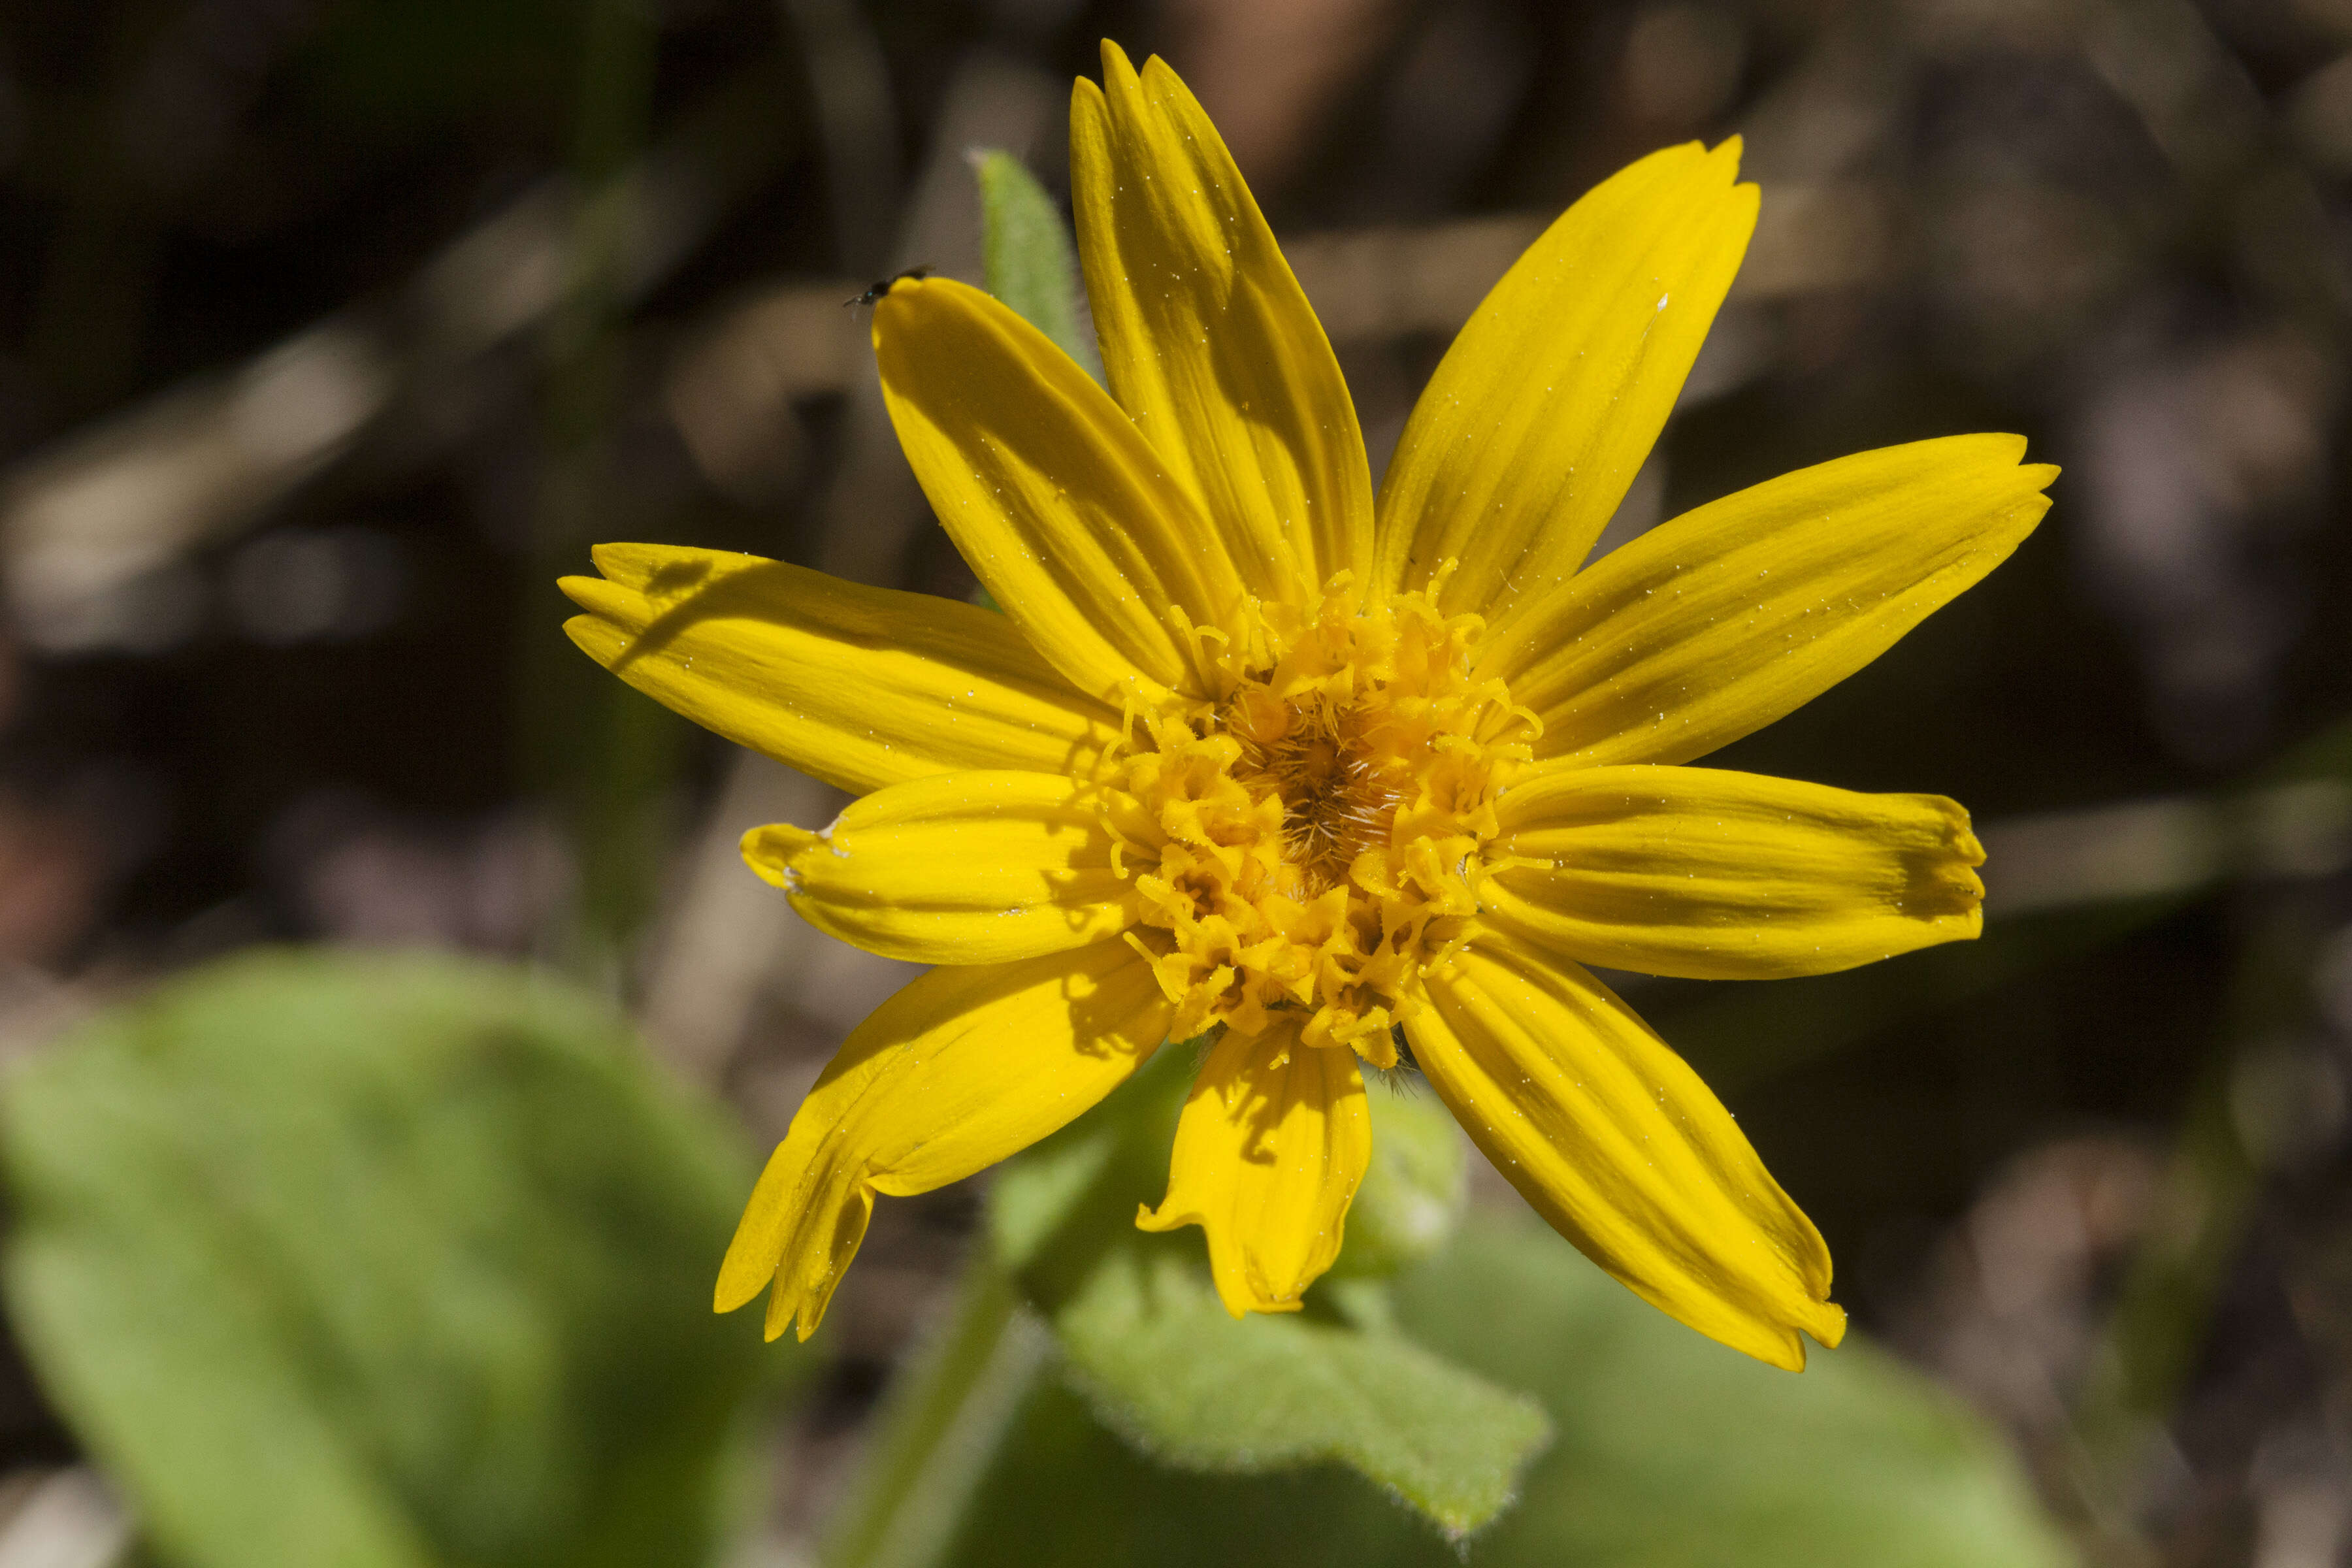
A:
[
  {"left": 1, "top": 951, "right": 780, "bottom": 1568},
  {"left": 972, "top": 148, "right": 1101, "bottom": 383},
  {"left": 946, "top": 1212, "right": 2076, "bottom": 1567}
]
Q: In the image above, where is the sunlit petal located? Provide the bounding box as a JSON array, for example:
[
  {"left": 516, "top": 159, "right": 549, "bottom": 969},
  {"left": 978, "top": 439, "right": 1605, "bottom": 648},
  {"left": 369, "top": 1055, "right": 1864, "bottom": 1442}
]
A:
[
  {"left": 1137, "top": 1019, "right": 1370, "bottom": 1315},
  {"left": 561, "top": 544, "right": 1120, "bottom": 794},
  {"left": 1481, "top": 763, "right": 1983, "bottom": 978},
  {"left": 874, "top": 274, "right": 1241, "bottom": 707},
  {"left": 1490, "top": 434, "right": 2057, "bottom": 766},
  {"left": 1410, "top": 930, "right": 1844, "bottom": 1369},
  {"left": 717, "top": 940, "right": 1171, "bottom": 1341},
  {"left": 1073, "top": 43, "right": 1373, "bottom": 605},
  {"left": 742, "top": 770, "right": 1146, "bottom": 965},
  {"left": 1375, "top": 140, "right": 1756, "bottom": 623}
]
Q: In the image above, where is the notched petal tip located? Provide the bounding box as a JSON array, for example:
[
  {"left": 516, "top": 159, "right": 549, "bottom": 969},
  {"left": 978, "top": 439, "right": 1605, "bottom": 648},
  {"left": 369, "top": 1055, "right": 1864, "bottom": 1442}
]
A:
[
  {"left": 560, "top": 613, "right": 621, "bottom": 666},
  {"left": 1073, "top": 37, "right": 1375, "bottom": 604},
  {"left": 1484, "top": 767, "right": 1993, "bottom": 981},
  {"left": 1649, "top": 133, "right": 1751, "bottom": 196},
  {"left": 587, "top": 540, "right": 653, "bottom": 582},
  {"left": 1134, "top": 1197, "right": 1293, "bottom": 1318},
  {"left": 556, "top": 574, "right": 613, "bottom": 615},
  {"left": 713, "top": 1262, "right": 766, "bottom": 1317},
  {"left": 1762, "top": 1296, "right": 1848, "bottom": 1371},
  {"left": 764, "top": 1279, "right": 798, "bottom": 1343},
  {"left": 740, "top": 821, "right": 821, "bottom": 892},
  {"left": 1897, "top": 798, "right": 1991, "bottom": 928},
  {"left": 1810, "top": 1298, "right": 1848, "bottom": 1350},
  {"left": 557, "top": 573, "right": 639, "bottom": 629},
  {"left": 1928, "top": 795, "right": 1989, "bottom": 870}
]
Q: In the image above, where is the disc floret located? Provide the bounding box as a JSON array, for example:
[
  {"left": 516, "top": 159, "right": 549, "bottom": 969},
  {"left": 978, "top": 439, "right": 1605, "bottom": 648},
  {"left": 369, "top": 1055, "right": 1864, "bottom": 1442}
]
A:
[{"left": 1114, "top": 579, "right": 1531, "bottom": 1064}]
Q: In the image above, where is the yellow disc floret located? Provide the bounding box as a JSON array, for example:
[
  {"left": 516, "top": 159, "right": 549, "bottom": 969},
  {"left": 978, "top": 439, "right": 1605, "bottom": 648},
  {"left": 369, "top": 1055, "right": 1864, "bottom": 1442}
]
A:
[{"left": 1113, "top": 577, "right": 1533, "bottom": 1066}]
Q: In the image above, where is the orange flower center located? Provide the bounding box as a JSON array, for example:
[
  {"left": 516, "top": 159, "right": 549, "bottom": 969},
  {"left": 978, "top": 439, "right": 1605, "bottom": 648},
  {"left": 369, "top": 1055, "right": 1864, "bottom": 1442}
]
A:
[{"left": 1110, "top": 581, "right": 1532, "bottom": 1064}]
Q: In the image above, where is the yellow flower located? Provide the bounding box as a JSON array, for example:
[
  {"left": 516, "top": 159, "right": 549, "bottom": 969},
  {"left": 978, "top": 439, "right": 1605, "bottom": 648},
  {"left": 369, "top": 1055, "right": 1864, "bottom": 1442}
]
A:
[{"left": 561, "top": 42, "right": 2053, "bottom": 1371}]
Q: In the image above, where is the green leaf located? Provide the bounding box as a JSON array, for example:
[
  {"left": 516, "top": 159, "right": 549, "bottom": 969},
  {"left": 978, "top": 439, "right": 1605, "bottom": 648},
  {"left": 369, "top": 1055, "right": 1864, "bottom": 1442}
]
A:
[
  {"left": 942, "top": 1213, "right": 2077, "bottom": 1567},
  {"left": 1, "top": 950, "right": 782, "bottom": 1568},
  {"left": 989, "top": 1045, "right": 1550, "bottom": 1537},
  {"left": 972, "top": 149, "right": 1102, "bottom": 384},
  {"left": 1051, "top": 1235, "right": 1551, "bottom": 1535}
]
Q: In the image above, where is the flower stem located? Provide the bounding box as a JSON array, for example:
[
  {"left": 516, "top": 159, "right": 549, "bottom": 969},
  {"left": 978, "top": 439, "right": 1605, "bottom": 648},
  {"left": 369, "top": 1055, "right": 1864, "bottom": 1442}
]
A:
[{"left": 823, "top": 1261, "right": 1051, "bottom": 1568}]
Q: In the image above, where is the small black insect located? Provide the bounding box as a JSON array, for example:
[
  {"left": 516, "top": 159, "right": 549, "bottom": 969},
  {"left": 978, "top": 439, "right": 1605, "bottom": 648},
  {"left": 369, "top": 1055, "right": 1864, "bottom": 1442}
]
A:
[{"left": 844, "top": 265, "right": 934, "bottom": 308}]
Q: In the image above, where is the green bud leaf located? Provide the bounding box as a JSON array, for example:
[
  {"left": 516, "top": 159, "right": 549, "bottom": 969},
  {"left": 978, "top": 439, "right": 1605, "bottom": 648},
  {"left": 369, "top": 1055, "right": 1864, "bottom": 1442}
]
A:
[{"left": 972, "top": 148, "right": 1101, "bottom": 384}]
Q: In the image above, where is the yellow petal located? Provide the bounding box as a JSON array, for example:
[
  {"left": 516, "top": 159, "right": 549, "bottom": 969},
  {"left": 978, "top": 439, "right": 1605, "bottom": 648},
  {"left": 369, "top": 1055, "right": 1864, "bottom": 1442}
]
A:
[
  {"left": 717, "top": 939, "right": 1171, "bottom": 1341},
  {"left": 1374, "top": 139, "right": 1756, "bottom": 621},
  {"left": 1411, "top": 931, "right": 1844, "bottom": 1369},
  {"left": 1490, "top": 434, "right": 2059, "bottom": 768},
  {"left": 741, "top": 770, "right": 1145, "bottom": 965},
  {"left": 561, "top": 545, "right": 1120, "bottom": 795},
  {"left": 1480, "top": 764, "right": 1984, "bottom": 979},
  {"left": 1071, "top": 44, "right": 1373, "bottom": 606},
  {"left": 874, "top": 274, "right": 1239, "bottom": 708},
  {"left": 1137, "top": 1019, "right": 1369, "bottom": 1316}
]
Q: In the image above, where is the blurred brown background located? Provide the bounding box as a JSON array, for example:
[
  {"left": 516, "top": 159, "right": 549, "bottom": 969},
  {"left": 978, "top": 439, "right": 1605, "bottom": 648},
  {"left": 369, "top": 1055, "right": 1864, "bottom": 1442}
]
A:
[{"left": 0, "top": 0, "right": 2345, "bottom": 1563}]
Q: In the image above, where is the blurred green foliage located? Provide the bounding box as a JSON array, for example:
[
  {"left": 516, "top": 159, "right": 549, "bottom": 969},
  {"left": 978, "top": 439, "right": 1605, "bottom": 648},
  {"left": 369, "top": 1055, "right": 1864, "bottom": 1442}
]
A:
[
  {"left": 1324, "top": 1081, "right": 1467, "bottom": 1280},
  {"left": 0, "top": 951, "right": 781, "bottom": 1568}
]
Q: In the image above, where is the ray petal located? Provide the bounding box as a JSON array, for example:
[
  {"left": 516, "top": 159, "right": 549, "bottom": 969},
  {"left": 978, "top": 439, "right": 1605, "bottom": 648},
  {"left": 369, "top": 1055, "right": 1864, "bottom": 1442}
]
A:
[
  {"left": 717, "top": 939, "right": 1171, "bottom": 1341},
  {"left": 1490, "top": 434, "right": 2057, "bottom": 767},
  {"left": 1072, "top": 43, "right": 1374, "bottom": 606},
  {"left": 874, "top": 274, "right": 1242, "bottom": 707},
  {"left": 561, "top": 545, "right": 1121, "bottom": 795},
  {"left": 1137, "top": 1019, "right": 1369, "bottom": 1315},
  {"left": 1409, "top": 930, "right": 1844, "bottom": 1369},
  {"left": 742, "top": 770, "right": 1149, "bottom": 966},
  {"left": 1482, "top": 763, "right": 1984, "bottom": 979},
  {"left": 1374, "top": 140, "right": 1756, "bottom": 622}
]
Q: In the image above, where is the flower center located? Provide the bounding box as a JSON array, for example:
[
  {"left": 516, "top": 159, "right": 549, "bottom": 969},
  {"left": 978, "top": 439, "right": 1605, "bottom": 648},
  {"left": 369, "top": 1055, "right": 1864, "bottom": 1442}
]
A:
[
  {"left": 1111, "top": 582, "right": 1531, "bottom": 1066},
  {"left": 1230, "top": 689, "right": 1403, "bottom": 900}
]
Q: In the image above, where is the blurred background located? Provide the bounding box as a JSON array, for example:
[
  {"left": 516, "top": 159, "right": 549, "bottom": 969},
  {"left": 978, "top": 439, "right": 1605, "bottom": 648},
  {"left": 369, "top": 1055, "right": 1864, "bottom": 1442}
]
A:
[{"left": 0, "top": 0, "right": 2345, "bottom": 1564}]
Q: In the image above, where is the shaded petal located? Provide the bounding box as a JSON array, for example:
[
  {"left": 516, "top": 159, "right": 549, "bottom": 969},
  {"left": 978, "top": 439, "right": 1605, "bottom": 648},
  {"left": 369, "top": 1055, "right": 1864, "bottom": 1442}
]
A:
[
  {"left": 1491, "top": 434, "right": 2058, "bottom": 767},
  {"left": 1137, "top": 1019, "right": 1369, "bottom": 1315},
  {"left": 874, "top": 274, "right": 1238, "bottom": 708},
  {"left": 1480, "top": 764, "right": 1984, "bottom": 979},
  {"left": 1374, "top": 140, "right": 1756, "bottom": 622},
  {"left": 1410, "top": 930, "right": 1844, "bottom": 1369},
  {"left": 1073, "top": 43, "right": 1373, "bottom": 605},
  {"left": 561, "top": 545, "right": 1120, "bottom": 795},
  {"left": 717, "top": 940, "right": 1171, "bottom": 1341},
  {"left": 742, "top": 770, "right": 1146, "bottom": 965}
]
